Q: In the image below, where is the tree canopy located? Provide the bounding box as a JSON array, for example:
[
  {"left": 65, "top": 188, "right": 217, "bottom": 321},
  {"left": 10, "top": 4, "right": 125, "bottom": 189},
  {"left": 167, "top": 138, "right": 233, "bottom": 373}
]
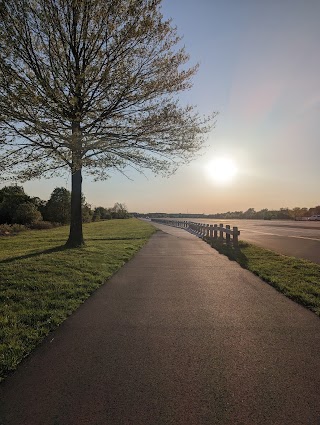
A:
[
  {"left": 0, "top": 185, "right": 32, "bottom": 223},
  {"left": 44, "top": 187, "right": 71, "bottom": 224},
  {"left": 13, "top": 202, "right": 42, "bottom": 224},
  {"left": 0, "top": 0, "right": 213, "bottom": 246},
  {"left": 0, "top": 184, "right": 132, "bottom": 228}
]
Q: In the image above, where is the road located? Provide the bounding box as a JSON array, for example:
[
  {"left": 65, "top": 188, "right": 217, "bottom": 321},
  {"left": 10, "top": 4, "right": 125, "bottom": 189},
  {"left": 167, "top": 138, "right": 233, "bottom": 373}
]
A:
[
  {"left": 1, "top": 224, "right": 320, "bottom": 424},
  {"left": 165, "top": 219, "right": 320, "bottom": 264},
  {"left": 237, "top": 220, "right": 320, "bottom": 264}
]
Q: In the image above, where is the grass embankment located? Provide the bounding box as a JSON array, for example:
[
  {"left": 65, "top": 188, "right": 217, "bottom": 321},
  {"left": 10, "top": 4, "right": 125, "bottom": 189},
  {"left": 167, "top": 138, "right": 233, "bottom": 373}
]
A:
[
  {"left": 208, "top": 239, "right": 320, "bottom": 317},
  {"left": 0, "top": 218, "right": 155, "bottom": 381}
]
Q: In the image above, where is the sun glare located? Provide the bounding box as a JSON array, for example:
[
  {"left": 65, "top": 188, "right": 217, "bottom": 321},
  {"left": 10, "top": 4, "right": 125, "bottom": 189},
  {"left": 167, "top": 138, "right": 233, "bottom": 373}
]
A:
[{"left": 205, "top": 157, "right": 238, "bottom": 184}]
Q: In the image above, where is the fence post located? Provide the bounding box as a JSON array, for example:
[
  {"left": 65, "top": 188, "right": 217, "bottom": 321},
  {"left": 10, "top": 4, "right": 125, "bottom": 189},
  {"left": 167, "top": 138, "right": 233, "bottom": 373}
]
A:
[
  {"left": 209, "top": 224, "right": 213, "bottom": 240},
  {"left": 226, "top": 225, "right": 230, "bottom": 244},
  {"left": 219, "top": 223, "right": 224, "bottom": 241},
  {"left": 233, "top": 227, "right": 239, "bottom": 246},
  {"left": 150, "top": 219, "right": 240, "bottom": 248}
]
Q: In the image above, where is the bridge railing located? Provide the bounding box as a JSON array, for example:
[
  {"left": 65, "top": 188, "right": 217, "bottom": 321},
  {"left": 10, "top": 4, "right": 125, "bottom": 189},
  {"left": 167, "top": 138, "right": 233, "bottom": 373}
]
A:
[{"left": 150, "top": 219, "right": 240, "bottom": 246}]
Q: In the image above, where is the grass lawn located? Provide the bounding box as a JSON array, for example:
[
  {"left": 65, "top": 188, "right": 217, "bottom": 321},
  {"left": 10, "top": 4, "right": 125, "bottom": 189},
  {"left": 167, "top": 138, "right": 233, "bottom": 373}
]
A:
[
  {"left": 207, "top": 239, "right": 320, "bottom": 317},
  {"left": 0, "top": 218, "right": 155, "bottom": 381}
]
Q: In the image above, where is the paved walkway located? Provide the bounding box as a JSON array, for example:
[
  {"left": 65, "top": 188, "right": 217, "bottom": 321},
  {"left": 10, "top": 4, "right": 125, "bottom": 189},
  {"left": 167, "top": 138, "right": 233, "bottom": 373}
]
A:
[{"left": 1, "top": 224, "right": 320, "bottom": 424}]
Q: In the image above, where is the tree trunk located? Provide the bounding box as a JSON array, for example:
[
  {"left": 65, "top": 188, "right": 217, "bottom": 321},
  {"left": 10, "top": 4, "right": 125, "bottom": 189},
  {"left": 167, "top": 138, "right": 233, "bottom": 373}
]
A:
[
  {"left": 66, "top": 122, "right": 84, "bottom": 248},
  {"left": 65, "top": 166, "right": 84, "bottom": 247}
]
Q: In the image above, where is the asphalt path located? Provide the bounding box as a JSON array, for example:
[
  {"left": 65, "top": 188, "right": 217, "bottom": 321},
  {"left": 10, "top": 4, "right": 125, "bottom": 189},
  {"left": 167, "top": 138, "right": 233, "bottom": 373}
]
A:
[
  {"left": 168, "top": 219, "right": 320, "bottom": 264},
  {"left": 1, "top": 224, "right": 320, "bottom": 424}
]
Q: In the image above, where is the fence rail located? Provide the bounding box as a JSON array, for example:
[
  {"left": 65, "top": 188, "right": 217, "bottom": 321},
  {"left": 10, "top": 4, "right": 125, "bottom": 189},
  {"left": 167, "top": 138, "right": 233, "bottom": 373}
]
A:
[{"left": 151, "top": 219, "right": 240, "bottom": 246}]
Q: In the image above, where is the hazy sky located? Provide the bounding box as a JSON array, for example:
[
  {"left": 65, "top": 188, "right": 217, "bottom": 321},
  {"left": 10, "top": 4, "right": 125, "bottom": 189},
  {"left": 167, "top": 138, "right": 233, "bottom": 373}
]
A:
[{"left": 13, "top": 1, "right": 320, "bottom": 213}]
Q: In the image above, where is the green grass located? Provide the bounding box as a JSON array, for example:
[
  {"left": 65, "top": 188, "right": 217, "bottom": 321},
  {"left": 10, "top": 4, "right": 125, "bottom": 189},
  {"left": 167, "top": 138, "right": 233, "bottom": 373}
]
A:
[
  {"left": 0, "top": 218, "right": 155, "bottom": 381},
  {"left": 207, "top": 239, "right": 320, "bottom": 317}
]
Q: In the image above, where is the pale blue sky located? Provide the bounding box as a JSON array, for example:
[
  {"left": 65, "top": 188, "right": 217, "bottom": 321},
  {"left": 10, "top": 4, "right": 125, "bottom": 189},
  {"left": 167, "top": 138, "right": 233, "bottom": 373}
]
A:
[{"left": 17, "top": 1, "right": 320, "bottom": 212}]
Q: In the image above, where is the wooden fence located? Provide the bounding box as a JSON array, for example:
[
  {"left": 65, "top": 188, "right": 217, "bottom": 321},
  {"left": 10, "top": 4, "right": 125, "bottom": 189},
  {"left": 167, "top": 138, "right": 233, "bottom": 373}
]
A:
[{"left": 151, "top": 219, "right": 240, "bottom": 246}]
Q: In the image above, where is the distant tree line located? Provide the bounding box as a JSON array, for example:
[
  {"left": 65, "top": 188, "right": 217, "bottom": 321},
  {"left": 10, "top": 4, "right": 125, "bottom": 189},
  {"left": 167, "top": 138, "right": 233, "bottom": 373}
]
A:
[
  {"left": 139, "top": 206, "right": 320, "bottom": 221},
  {"left": 206, "top": 207, "right": 320, "bottom": 220},
  {"left": 0, "top": 185, "right": 129, "bottom": 228}
]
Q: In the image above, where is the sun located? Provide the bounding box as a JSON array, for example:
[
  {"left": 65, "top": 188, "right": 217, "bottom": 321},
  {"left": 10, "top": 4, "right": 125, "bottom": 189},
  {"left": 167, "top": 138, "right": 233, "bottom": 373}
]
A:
[{"left": 205, "top": 157, "right": 238, "bottom": 184}]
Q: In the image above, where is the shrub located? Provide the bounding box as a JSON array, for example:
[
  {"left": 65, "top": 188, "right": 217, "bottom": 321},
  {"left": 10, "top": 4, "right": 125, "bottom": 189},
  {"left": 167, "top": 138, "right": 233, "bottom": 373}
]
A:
[
  {"left": 0, "top": 223, "right": 27, "bottom": 235},
  {"left": 10, "top": 224, "right": 27, "bottom": 233},
  {"left": 0, "top": 223, "right": 12, "bottom": 235},
  {"left": 13, "top": 203, "right": 42, "bottom": 225},
  {"left": 28, "top": 221, "right": 58, "bottom": 230}
]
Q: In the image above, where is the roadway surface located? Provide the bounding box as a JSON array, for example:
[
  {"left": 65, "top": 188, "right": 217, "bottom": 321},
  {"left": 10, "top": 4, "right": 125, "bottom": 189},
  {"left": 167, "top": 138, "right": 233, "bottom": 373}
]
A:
[
  {"left": 170, "top": 219, "right": 320, "bottom": 264},
  {"left": 1, "top": 224, "right": 320, "bottom": 424},
  {"left": 238, "top": 220, "right": 320, "bottom": 264}
]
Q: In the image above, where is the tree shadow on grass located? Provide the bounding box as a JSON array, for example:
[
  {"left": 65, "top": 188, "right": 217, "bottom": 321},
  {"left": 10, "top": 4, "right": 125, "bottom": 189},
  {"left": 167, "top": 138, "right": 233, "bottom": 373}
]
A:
[
  {"left": 86, "top": 237, "right": 146, "bottom": 241},
  {"left": 204, "top": 239, "right": 249, "bottom": 268},
  {"left": 0, "top": 245, "right": 69, "bottom": 265}
]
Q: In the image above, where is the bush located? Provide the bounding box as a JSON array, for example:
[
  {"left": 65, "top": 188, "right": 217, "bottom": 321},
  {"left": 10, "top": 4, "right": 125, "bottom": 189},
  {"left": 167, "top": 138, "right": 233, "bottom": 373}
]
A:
[
  {"left": 11, "top": 224, "right": 27, "bottom": 233},
  {"left": 13, "top": 203, "right": 42, "bottom": 225},
  {"left": 0, "top": 221, "right": 62, "bottom": 235},
  {"left": 82, "top": 203, "right": 93, "bottom": 223},
  {"left": 28, "top": 221, "right": 60, "bottom": 230},
  {"left": 0, "top": 224, "right": 12, "bottom": 235},
  {"left": 93, "top": 207, "right": 112, "bottom": 220},
  {"left": 0, "top": 223, "right": 27, "bottom": 235}
]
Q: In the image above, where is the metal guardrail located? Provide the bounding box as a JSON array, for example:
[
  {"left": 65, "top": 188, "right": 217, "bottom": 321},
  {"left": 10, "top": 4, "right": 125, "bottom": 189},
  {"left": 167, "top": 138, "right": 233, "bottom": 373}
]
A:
[{"left": 151, "top": 219, "right": 240, "bottom": 246}]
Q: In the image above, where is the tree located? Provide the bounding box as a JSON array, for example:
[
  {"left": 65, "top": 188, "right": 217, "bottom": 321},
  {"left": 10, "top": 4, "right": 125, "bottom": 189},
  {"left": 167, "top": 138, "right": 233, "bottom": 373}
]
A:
[
  {"left": 82, "top": 202, "right": 93, "bottom": 223},
  {"left": 243, "top": 208, "right": 256, "bottom": 219},
  {"left": 310, "top": 205, "right": 320, "bottom": 216},
  {"left": 0, "top": 185, "right": 30, "bottom": 223},
  {"left": 44, "top": 186, "right": 93, "bottom": 224},
  {"left": 0, "top": 0, "right": 213, "bottom": 247},
  {"left": 289, "top": 207, "right": 304, "bottom": 220},
  {"left": 278, "top": 208, "right": 290, "bottom": 219},
  {"left": 44, "top": 187, "right": 71, "bottom": 224},
  {"left": 93, "top": 206, "right": 111, "bottom": 221},
  {"left": 30, "top": 196, "right": 48, "bottom": 218},
  {"left": 110, "top": 202, "right": 129, "bottom": 219},
  {"left": 13, "top": 202, "right": 42, "bottom": 224}
]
